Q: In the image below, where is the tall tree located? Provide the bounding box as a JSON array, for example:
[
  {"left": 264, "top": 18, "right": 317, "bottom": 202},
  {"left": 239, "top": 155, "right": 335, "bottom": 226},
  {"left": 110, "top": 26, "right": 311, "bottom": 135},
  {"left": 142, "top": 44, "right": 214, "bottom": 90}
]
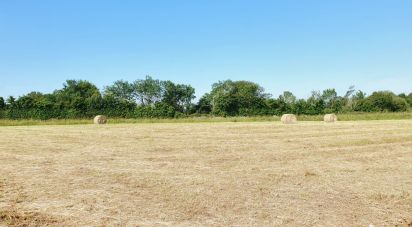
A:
[
  {"left": 162, "top": 81, "right": 196, "bottom": 113},
  {"left": 277, "top": 91, "right": 296, "bottom": 113},
  {"left": 279, "top": 91, "right": 296, "bottom": 104},
  {"left": 320, "top": 88, "right": 344, "bottom": 112},
  {"left": 209, "top": 80, "right": 269, "bottom": 116},
  {"left": 6, "top": 96, "right": 15, "bottom": 107},
  {"left": 0, "top": 97, "right": 5, "bottom": 110},
  {"left": 321, "top": 89, "right": 338, "bottom": 106},
  {"left": 133, "top": 76, "right": 163, "bottom": 106},
  {"left": 407, "top": 93, "right": 412, "bottom": 106},
  {"left": 305, "top": 91, "right": 324, "bottom": 114},
  {"left": 196, "top": 93, "right": 212, "bottom": 114},
  {"left": 104, "top": 80, "right": 135, "bottom": 102},
  {"left": 54, "top": 80, "right": 102, "bottom": 115}
]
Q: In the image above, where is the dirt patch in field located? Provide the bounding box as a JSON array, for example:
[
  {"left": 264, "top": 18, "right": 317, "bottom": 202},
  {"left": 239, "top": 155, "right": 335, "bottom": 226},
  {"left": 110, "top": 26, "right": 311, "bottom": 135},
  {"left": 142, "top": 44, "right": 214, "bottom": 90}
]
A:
[
  {"left": 0, "top": 208, "right": 61, "bottom": 227},
  {"left": 0, "top": 177, "right": 64, "bottom": 227}
]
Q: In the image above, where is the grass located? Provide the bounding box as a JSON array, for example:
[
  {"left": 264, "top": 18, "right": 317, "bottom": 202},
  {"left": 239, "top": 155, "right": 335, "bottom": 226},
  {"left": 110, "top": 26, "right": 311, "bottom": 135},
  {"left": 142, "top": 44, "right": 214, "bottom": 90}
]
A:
[
  {"left": 1, "top": 120, "right": 411, "bottom": 226},
  {"left": 0, "top": 112, "right": 412, "bottom": 126}
]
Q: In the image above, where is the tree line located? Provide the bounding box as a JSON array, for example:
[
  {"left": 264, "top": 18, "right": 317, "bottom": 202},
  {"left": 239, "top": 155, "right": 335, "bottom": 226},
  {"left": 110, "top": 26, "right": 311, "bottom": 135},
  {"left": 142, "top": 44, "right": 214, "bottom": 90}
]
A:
[{"left": 0, "top": 76, "right": 411, "bottom": 120}]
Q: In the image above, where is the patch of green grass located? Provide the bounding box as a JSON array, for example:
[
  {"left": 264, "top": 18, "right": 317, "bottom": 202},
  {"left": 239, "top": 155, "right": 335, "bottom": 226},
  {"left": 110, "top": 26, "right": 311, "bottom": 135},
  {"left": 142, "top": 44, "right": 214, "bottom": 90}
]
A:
[
  {"left": 334, "top": 112, "right": 412, "bottom": 121},
  {"left": 0, "top": 112, "right": 411, "bottom": 126},
  {"left": 0, "top": 116, "right": 280, "bottom": 126},
  {"left": 0, "top": 119, "right": 92, "bottom": 126}
]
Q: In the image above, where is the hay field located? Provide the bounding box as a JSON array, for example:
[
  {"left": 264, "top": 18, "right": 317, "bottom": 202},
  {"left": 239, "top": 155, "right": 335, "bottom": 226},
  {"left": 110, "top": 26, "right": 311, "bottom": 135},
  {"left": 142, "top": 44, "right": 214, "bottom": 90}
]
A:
[{"left": 0, "top": 120, "right": 411, "bottom": 226}]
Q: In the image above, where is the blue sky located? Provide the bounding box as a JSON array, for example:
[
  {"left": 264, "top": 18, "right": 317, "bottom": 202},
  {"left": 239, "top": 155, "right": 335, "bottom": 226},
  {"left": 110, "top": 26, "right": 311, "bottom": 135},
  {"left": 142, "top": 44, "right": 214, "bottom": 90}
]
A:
[{"left": 0, "top": 0, "right": 411, "bottom": 99}]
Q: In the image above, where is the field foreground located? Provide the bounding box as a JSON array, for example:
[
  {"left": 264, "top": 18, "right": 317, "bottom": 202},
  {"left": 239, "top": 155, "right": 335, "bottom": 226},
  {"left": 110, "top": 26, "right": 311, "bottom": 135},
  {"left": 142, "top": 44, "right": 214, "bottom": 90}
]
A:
[{"left": 0, "top": 121, "right": 411, "bottom": 226}]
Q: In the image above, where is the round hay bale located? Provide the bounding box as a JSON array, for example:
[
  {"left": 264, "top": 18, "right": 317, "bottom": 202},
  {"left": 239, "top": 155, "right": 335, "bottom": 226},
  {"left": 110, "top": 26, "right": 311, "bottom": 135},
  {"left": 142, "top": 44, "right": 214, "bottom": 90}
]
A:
[
  {"left": 93, "top": 115, "right": 107, "bottom": 124},
  {"left": 324, "top": 113, "right": 337, "bottom": 123},
  {"left": 281, "top": 114, "right": 297, "bottom": 124}
]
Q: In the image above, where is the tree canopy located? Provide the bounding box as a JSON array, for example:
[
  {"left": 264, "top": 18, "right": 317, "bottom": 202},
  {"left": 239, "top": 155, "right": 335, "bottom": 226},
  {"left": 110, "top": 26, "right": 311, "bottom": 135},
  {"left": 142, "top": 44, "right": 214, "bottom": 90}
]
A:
[{"left": 0, "top": 77, "right": 410, "bottom": 120}]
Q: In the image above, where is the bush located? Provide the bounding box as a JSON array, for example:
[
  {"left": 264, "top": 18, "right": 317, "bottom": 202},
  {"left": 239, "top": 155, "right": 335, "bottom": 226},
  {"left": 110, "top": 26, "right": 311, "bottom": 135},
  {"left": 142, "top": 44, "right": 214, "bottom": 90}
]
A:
[
  {"left": 368, "top": 91, "right": 408, "bottom": 112},
  {"left": 133, "top": 103, "right": 176, "bottom": 118},
  {"left": 0, "top": 110, "right": 6, "bottom": 119}
]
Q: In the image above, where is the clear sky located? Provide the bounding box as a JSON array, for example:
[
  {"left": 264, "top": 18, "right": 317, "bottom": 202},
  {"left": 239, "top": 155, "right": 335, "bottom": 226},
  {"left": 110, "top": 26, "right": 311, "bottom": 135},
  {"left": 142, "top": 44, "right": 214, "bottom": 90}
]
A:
[{"left": 1, "top": 0, "right": 411, "bottom": 99}]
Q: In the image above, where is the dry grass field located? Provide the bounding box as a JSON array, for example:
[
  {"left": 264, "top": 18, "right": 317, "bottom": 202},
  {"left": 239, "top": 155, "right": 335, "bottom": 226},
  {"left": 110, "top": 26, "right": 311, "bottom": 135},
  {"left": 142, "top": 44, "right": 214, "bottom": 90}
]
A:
[{"left": 0, "top": 120, "right": 411, "bottom": 226}]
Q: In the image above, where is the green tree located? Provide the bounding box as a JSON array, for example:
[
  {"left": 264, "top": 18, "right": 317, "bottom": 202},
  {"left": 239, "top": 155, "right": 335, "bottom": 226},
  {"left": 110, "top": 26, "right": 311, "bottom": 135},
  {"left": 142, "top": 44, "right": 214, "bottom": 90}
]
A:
[
  {"left": 351, "top": 90, "right": 368, "bottom": 111},
  {"left": 398, "top": 93, "right": 407, "bottom": 99},
  {"left": 277, "top": 91, "right": 296, "bottom": 113},
  {"left": 367, "top": 91, "right": 408, "bottom": 112},
  {"left": 104, "top": 80, "right": 135, "bottom": 102},
  {"left": 162, "top": 81, "right": 196, "bottom": 113},
  {"left": 407, "top": 93, "right": 412, "bottom": 106},
  {"left": 9, "top": 92, "right": 57, "bottom": 119},
  {"left": 400, "top": 93, "right": 412, "bottom": 107},
  {"left": 321, "top": 88, "right": 344, "bottom": 113},
  {"left": 6, "top": 96, "right": 16, "bottom": 107},
  {"left": 53, "top": 80, "right": 102, "bottom": 117},
  {"left": 196, "top": 93, "right": 212, "bottom": 114},
  {"left": 279, "top": 91, "right": 296, "bottom": 104},
  {"left": 101, "top": 94, "right": 136, "bottom": 117},
  {"left": 209, "top": 80, "right": 269, "bottom": 116},
  {"left": 0, "top": 97, "right": 5, "bottom": 110},
  {"left": 133, "top": 76, "right": 163, "bottom": 106},
  {"left": 305, "top": 91, "right": 324, "bottom": 114},
  {"left": 14, "top": 92, "right": 48, "bottom": 108},
  {"left": 264, "top": 98, "right": 281, "bottom": 115},
  {"left": 321, "top": 89, "right": 337, "bottom": 106},
  {"left": 354, "top": 90, "right": 366, "bottom": 100},
  {"left": 294, "top": 99, "right": 311, "bottom": 115}
]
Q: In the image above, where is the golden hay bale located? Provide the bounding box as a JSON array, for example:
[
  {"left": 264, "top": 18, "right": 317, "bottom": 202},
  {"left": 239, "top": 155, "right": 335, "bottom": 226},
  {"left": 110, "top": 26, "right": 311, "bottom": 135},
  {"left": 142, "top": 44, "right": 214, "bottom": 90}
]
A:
[
  {"left": 324, "top": 114, "right": 337, "bottom": 122},
  {"left": 93, "top": 115, "right": 107, "bottom": 124},
  {"left": 281, "top": 114, "right": 297, "bottom": 124}
]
